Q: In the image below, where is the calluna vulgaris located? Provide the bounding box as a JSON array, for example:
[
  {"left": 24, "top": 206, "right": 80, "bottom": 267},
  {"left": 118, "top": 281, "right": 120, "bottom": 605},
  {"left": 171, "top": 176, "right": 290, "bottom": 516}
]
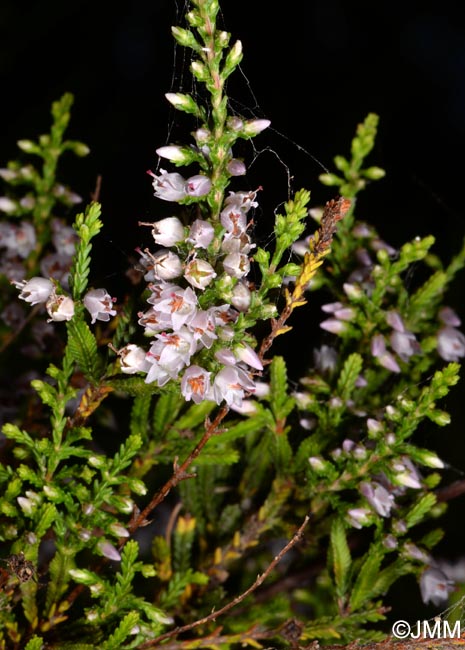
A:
[{"left": 1, "top": 1, "right": 465, "bottom": 649}]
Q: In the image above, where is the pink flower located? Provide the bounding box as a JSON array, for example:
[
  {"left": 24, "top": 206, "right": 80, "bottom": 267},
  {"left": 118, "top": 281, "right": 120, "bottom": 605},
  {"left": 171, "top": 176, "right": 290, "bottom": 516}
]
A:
[
  {"left": 14, "top": 277, "right": 53, "bottom": 305},
  {"left": 346, "top": 507, "right": 372, "bottom": 529},
  {"left": 97, "top": 540, "right": 121, "bottom": 562},
  {"left": 83, "top": 288, "right": 117, "bottom": 324},
  {"left": 227, "top": 159, "right": 246, "bottom": 176},
  {"left": 360, "top": 481, "right": 394, "bottom": 517},
  {"left": 371, "top": 335, "right": 401, "bottom": 373},
  {"left": 420, "top": 567, "right": 454, "bottom": 605},
  {"left": 439, "top": 307, "right": 461, "bottom": 327},
  {"left": 185, "top": 174, "right": 211, "bottom": 197},
  {"left": 320, "top": 318, "right": 348, "bottom": 335},
  {"left": 437, "top": 327, "right": 465, "bottom": 361},
  {"left": 181, "top": 365, "right": 212, "bottom": 403},
  {"left": 390, "top": 330, "right": 420, "bottom": 360},
  {"left": 7, "top": 222, "right": 36, "bottom": 258}
]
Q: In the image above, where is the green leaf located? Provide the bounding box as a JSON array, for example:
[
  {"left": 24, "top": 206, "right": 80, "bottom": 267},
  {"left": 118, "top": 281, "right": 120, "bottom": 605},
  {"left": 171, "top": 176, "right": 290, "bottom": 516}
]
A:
[
  {"left": 66, "top": 319, "right": 101, "bottom": 382},
  {"left": 69, "top": 202, "right": 103, "bottom": 299},
  {"left": 330, "top": 519, "right": 351, "bottom": 598},
  {"left": 336, "top": 353, "right": 363, "bottom": 401},
  {"left": 152, "top": 391, "right": 183, "bottom": 436},
  {"left": 349, "top": 546, "right": 384, "bottom": 612},
  {"left": 405, "top": 493, "right": 437, "bottom": 529},
  {"left": 36, "top": 503, "right": 58, "bottom": 538},
  {"left": 101, "top": 611, "right": 139, "bottom": 650},
  {"left": 24, "top": 637, "right": 44, "bottom": 650},
  {"left": 175, "top": 400, "right": 216, "bottom": 429},
  {"left": 269, "top": 356, "right": 294, "bottom": 421}
]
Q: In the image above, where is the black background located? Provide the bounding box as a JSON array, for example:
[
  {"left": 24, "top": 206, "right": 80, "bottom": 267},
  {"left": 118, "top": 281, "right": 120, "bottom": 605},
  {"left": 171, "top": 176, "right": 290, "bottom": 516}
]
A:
[{"left": 1, "top": 0, "right": 465, "bottom": 622}]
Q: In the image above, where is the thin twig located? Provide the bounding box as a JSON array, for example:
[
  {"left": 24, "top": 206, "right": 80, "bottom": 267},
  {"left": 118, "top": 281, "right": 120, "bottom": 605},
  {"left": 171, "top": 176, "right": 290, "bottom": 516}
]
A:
[
  {"left": 62, "top": 405, "right": 229, "bottom": 614},
  {"left": 138, "top": 514, "right": 310, "bottom": 649},
  {"left": 128, "top": 404, "right": 229, "bottom": 534}
]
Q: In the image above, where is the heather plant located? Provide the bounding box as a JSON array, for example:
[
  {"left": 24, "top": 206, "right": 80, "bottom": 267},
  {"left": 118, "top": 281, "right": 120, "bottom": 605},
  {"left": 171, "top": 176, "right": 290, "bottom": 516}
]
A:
[{"left": 1, "top": 1, "right": 465, "bottom": 649}]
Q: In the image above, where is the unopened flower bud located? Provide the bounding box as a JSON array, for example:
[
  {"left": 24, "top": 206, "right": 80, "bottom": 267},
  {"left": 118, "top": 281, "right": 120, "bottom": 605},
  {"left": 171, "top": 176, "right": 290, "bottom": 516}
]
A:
[
  {"left": 243, "top": 119, "right": 271, "bottom": 136},
  {"left": 227, "top": 158, "right": 246, "bottom": 176},
  {"left": 156, "top": 145, "right": 189, "bottom": 163},
  {"left": 230, "top": 282, "right": 251, "bottom": 311},
  {"left": 185, "top": 174, "right": 211, "bottom": 197},
  {"left": 0, "top": 197, "right": 17, "bottom": 213},
  {"left": 97, "top": 540, "right": 121, "bottom": 562}
]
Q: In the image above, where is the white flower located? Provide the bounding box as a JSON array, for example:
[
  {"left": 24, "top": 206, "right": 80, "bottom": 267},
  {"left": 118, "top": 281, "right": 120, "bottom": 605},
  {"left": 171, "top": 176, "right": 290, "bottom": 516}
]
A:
[
  {"left": 137, "top": 307, "right": 171, "bottom": 334},
  {"left": 187, "top": 219, "right": 214, "bottom": 249},
  {"left": 150, "top": 249, "right": 183, "bottom": 280},
  {"left": 184, "top": 258, "right": 217, "bottom": 290},
  {"left": 220, "top": 205, "right": 247, "bottom": 235},
  {"left": 188, "top": 309, "right": 218, "bottom": 349},
  {"left": 141, "top": 216, "right": 185, "bottom": 247},
  {"left": 46, "top": 293, "right": 75, "bottom": 322},
  {"left": 149, "top": 169, "right": 187, "bottom": 202},
  {"left": 181, "top": 365, "right": 212, "bottom": 403},
  {"left": 83, "top": 288, "right": 117, "bottom": 324},
  {"left": 223, "top": 252, "right": 250, "bottom": 279},
  {"left": 118, "top": 344, "right": 151, "bottom": 374},
  {"left": 212, "top": 366, "right": 256, "bottom": 408},
  {"left": 154, "top": 286, "right": 198, "bottom": 330},
  {"left": 14, "top": 277, "right": 53, "bottom": 305}
]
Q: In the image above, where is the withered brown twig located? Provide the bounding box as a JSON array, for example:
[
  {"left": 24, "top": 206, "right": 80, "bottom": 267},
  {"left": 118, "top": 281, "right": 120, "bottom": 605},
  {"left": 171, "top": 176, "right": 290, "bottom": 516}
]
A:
[{"left": 138, "top": 514, "right": 310, "bottom": 648}]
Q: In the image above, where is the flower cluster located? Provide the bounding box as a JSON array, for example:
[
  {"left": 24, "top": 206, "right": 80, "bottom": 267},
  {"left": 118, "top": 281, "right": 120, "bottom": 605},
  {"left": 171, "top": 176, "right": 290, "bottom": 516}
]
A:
[
  {"left": 13, "top": 277, "right": 116, "bottom": 324},
  {"left": 117, "top": 190, "right": 263, "bottom": 407}
]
